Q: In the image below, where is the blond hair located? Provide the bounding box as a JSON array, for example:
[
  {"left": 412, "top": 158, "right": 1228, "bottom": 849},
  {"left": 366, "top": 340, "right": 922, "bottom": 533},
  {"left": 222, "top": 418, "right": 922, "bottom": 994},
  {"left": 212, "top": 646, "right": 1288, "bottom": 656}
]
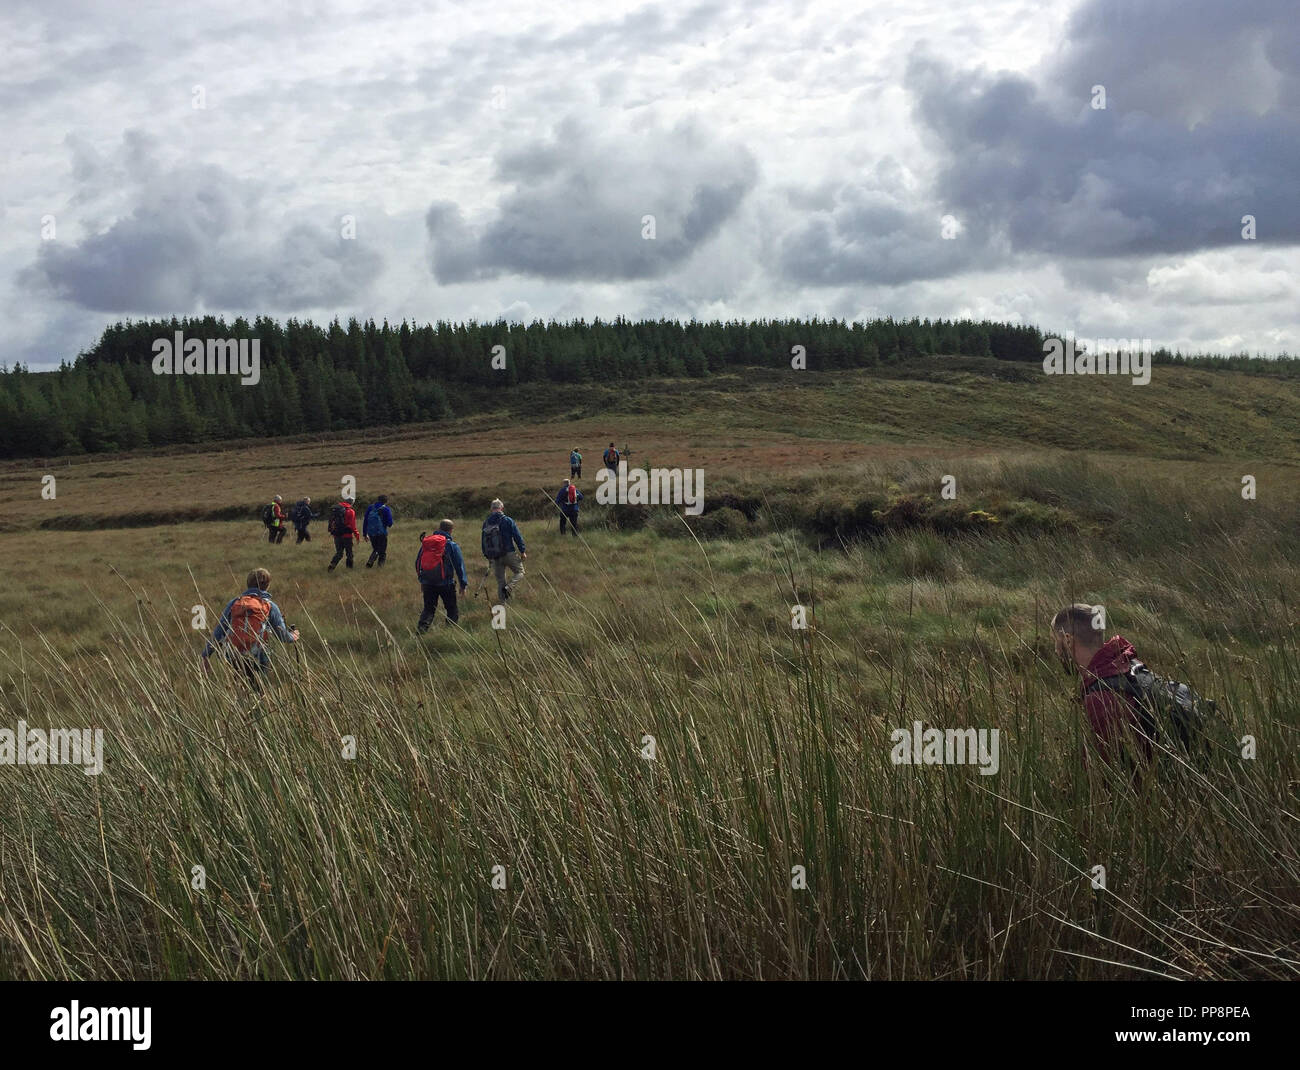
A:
[{"left": 246, "top": 568, "right": 271, "bottom": 591}]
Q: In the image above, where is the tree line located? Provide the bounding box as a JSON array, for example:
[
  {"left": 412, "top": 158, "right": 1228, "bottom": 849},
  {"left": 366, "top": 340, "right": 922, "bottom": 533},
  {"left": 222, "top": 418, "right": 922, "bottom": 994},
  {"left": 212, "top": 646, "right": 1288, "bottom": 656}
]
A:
[{"left": 0, "top": 315, "right": 1293, "bottom": 459}]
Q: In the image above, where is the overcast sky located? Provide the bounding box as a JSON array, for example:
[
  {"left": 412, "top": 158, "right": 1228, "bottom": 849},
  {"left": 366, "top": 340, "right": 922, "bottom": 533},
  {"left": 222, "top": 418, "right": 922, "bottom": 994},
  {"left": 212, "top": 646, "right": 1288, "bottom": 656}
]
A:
[{"left": 3, "top": 0, "right": 1297, "bottom": 369}]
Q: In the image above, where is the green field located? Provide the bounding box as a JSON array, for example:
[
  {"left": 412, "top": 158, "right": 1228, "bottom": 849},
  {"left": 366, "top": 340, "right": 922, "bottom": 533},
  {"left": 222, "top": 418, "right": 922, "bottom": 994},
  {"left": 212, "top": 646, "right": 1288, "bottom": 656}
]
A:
[{"left": 1, "top": 361, "right": 1297, "bottom": 979}]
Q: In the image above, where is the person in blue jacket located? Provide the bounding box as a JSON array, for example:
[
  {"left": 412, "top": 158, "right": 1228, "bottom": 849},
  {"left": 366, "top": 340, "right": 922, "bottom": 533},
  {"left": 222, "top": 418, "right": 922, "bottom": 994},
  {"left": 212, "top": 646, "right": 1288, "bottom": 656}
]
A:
[
  {"left": 200, "top": 567, "right": 298, "bottom": 689},
  {"left": 481, "top": 498, "right": 526, "bottom": 602},
  {"left": 555, "top": 479, "right": 583, "bottom": 536},
  {"left": 363, "top": 495, "right": 395, "bottom": 568},
  {"left": 416, "top": 519, "right": 469, "bottom": 631}
]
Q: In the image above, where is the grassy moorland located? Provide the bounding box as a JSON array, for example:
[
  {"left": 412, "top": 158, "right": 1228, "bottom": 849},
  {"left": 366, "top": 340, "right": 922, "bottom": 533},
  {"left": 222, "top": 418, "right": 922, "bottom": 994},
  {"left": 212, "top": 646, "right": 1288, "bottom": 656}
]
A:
[{"left": 0, "top": 360, "right": 1297, "bottom": 979}]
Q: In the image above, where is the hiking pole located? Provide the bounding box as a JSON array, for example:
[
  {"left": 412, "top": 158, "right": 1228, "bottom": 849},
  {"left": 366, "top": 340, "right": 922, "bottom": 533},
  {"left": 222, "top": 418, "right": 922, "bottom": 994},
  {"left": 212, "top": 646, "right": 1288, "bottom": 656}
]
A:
[{"left": 473, "top": 563, "right": 492, "bottom": 600}]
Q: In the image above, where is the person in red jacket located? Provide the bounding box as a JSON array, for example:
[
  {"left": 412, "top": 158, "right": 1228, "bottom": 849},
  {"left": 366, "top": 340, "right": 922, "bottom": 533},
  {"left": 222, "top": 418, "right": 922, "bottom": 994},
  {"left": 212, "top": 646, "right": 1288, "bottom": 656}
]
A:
[
  {"left": 326, "top": 495, "right": 360, "bottom": 571},
  {"left": 1051, "top": 603, "right": 1153, "bottom": 764}
]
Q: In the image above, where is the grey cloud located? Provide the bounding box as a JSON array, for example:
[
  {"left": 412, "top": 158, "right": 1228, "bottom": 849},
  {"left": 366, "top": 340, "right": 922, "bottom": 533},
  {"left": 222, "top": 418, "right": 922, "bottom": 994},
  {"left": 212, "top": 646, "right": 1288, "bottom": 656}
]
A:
[
  {"left": 906, "top": 0, "right": 1300, "bottom": 260},
  {"left": 21, "top": 133, "right": 384, "bottom": 313},
  {"left": 1055, "top": 0, "right": 1298, "bottom": 124},
  {"left": 776, "top": 0, "right": 1300, "bottom": 289},
  {"left": 426, "top": 117, "right": 758, "bottom": 283},
  {"left": 775, "top": 160, "right": 990, "bottom": 286}
]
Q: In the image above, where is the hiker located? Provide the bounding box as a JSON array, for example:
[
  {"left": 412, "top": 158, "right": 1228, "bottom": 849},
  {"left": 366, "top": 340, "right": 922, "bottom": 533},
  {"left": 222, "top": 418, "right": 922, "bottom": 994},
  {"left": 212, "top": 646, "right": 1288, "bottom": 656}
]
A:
[
  {"left": 362, "top": 494, "right": 395, "bottom": 568},
  {"left": 200, "top": 567, "right": 298, "bottom": 688},
  {"left": 555, "top": 478, "right": 583, "bottom": 536},
  {"left": 327, "top": 495, "right": 360, "bottom": 570},
  {"left": 263, "top": 495, "right": 287, "bottom": 544},
  {"left": 416, "top": 520, "right": 469, "bottom": 632},
  {"left": 291, "top": 497, "right": 318, "bottom": 543},
  {"left": 1053, "top": 603, "right": 1214, "bottom": 767},
  {"left": 481, "top": 498, "right": 527, "bottom": 602},
  {"left": 603, "top": 442, "right": 620, "bottom": 476},
  {"left": 570, "top": 447, "right": 582, "bottom": 479},
  {"left": 1051, "top": 604, "right": 1155, "bottom": 765}
]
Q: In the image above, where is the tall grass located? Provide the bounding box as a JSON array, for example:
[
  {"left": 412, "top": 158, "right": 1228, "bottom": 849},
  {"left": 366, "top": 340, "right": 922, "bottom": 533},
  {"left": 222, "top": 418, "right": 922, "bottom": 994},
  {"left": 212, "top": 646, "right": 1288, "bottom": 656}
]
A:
[{"left": 1, "top": 515, "right": 1297, "bottom": 979}]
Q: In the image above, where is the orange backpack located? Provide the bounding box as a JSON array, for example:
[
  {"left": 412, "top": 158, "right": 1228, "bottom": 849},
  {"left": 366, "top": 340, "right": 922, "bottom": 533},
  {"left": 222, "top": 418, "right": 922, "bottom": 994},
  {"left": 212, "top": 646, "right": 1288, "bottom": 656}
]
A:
[
  {"left": 227, "top": 594, "right": 271, "bottom": 653},
  {"left": 417, "top": 534, "right": 453, "bottom": 584}
]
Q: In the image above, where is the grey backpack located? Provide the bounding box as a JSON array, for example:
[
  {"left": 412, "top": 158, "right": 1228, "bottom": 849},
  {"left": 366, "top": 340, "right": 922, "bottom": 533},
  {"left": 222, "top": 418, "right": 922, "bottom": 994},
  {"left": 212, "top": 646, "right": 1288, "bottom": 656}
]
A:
[{"left": 1084, "top": 660, "right": 1214, "bottom": 755}]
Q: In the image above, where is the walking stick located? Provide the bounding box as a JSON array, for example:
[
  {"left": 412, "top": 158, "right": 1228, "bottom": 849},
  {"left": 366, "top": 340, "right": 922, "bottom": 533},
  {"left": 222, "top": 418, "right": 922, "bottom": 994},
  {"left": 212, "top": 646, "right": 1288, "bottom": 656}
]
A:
[{"left": 473, "top": 563, "right": 492, "bottom": 600}]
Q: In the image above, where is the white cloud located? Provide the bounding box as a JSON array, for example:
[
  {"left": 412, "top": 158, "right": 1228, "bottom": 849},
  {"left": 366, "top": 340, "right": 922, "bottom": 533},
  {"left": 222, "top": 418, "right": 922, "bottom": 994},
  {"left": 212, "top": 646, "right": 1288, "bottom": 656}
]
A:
[{"left": 1, "top": 0, "right": 1296, "bottom": 369}]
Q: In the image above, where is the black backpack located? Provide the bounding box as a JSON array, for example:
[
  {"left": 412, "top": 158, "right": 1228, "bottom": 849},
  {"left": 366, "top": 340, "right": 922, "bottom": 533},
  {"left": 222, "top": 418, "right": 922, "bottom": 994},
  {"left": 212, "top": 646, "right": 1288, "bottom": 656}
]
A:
[
  {"left": 1084, "top": 660, "right": 1214, "bottom": 755},
  {"left": 261, "top": 503, "right": 274, "bottom": 527},
  {"left": 328, "top": 503, "right": 347, "bottom": 535},
  {"left": 481, "top": 514, "right": 506, "bottom": 559}
]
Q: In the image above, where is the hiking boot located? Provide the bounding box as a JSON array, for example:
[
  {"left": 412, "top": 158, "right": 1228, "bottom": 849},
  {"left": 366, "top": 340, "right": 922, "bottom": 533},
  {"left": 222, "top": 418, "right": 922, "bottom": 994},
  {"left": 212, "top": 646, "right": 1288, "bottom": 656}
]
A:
[
  {"left": 327, "top": 563, "right": 336, "bottom": 572},
  {"left": 366, "top": 561, "right": 374, "bottom": 568},
  {"left": 501, "top": 587, "right": 511, "bottom": 601}
]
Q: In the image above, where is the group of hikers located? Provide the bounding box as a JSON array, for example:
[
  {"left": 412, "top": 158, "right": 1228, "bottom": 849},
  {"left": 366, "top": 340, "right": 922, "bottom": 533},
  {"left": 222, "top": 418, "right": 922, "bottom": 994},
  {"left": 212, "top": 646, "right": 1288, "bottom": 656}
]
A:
[
  {"left": 202, "top": 564, "right": 1211, "bottom": 769},
  {"left": 552, "top": 442, "right": 624, "bottom": 536},
  {"left": 237, "top": 442, "right": 633, "bottom": 656},
  {"left": 211, "top": 497, "right": 531, "bottom": 687},
  {"left": 213, "top": 439, "right": 1217, "bottom": 768},
  {"left": 412, "top": 499, "right": 528, "bottom": 631},
  {"left": 262, "top": 442, "right": 628, "bottom": 560},
  {"left": 263, "top": 494, "right": 395, "bottom": 569},
  {"left": 566, "top": 441, "right": 626, "bottom": 479}
]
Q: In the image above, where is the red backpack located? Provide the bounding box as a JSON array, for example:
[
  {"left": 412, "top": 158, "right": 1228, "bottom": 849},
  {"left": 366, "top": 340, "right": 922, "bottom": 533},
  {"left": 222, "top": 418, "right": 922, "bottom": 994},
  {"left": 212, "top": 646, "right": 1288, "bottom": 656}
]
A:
[
  {"left": 566, "top": 484, "right": 578, "bottom": 505},
  {"left": 227, "top": 594, "right": 271, "bottom": 653},
  {"left": 417, "top": 534, "right": 453, "bottom": 584}
]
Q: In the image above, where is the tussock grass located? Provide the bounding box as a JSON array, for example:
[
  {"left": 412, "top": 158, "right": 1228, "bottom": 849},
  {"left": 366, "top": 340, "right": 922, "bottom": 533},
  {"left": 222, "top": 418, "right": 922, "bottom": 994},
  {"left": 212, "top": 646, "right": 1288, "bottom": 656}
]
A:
[{"left": 1, "top": 445, "right": 1298, "bottom": 979}]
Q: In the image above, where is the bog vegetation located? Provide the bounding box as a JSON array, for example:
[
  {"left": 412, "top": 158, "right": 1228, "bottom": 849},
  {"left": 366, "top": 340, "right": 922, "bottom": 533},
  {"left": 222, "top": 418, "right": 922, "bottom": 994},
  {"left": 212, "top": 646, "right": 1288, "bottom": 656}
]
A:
[{"left": 0, "top": 365, "right": 1297, "bottom": 979}]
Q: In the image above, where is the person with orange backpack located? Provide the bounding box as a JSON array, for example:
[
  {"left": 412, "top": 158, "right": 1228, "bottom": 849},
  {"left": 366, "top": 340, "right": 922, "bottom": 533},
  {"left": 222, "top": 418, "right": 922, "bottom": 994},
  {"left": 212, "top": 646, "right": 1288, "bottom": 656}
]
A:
[
  {"left": 554, "top": 478, "right": 583, "bottom": 536},
  {"left": 416, "top": 519, "right": 468, "bottom": 632},
  {"left": 326, "top": 495, "right": 360, "bottom": 571},
  {"left": 200, "top": 567, "right": 298, "bottom": 686}
]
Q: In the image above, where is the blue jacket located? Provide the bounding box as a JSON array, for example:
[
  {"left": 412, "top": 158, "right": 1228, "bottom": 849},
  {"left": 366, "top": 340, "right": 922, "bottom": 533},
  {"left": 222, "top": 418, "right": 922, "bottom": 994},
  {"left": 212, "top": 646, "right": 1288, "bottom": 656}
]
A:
[
  {"left": 202, "top": 589, "right": 294, "bottom": 666},
  {"left": 482, "top": 511, "right": 526, "bottom": 557},
  {"left": 555, "top": 487, "right": 583, "bottom": 512},
  {"left": 416, "top": 535, "right": 468, "bottom": 587},
  {"left": 363, "top": 502, "right": 395, "bottom": 537}
]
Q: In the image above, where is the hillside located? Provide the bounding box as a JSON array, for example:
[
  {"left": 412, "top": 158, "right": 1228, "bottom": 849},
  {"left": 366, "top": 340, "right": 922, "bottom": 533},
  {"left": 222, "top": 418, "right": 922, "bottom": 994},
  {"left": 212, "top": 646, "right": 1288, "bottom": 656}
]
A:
[{"left": 4, "top": 361, "right": 1298, "bottom": 534}]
